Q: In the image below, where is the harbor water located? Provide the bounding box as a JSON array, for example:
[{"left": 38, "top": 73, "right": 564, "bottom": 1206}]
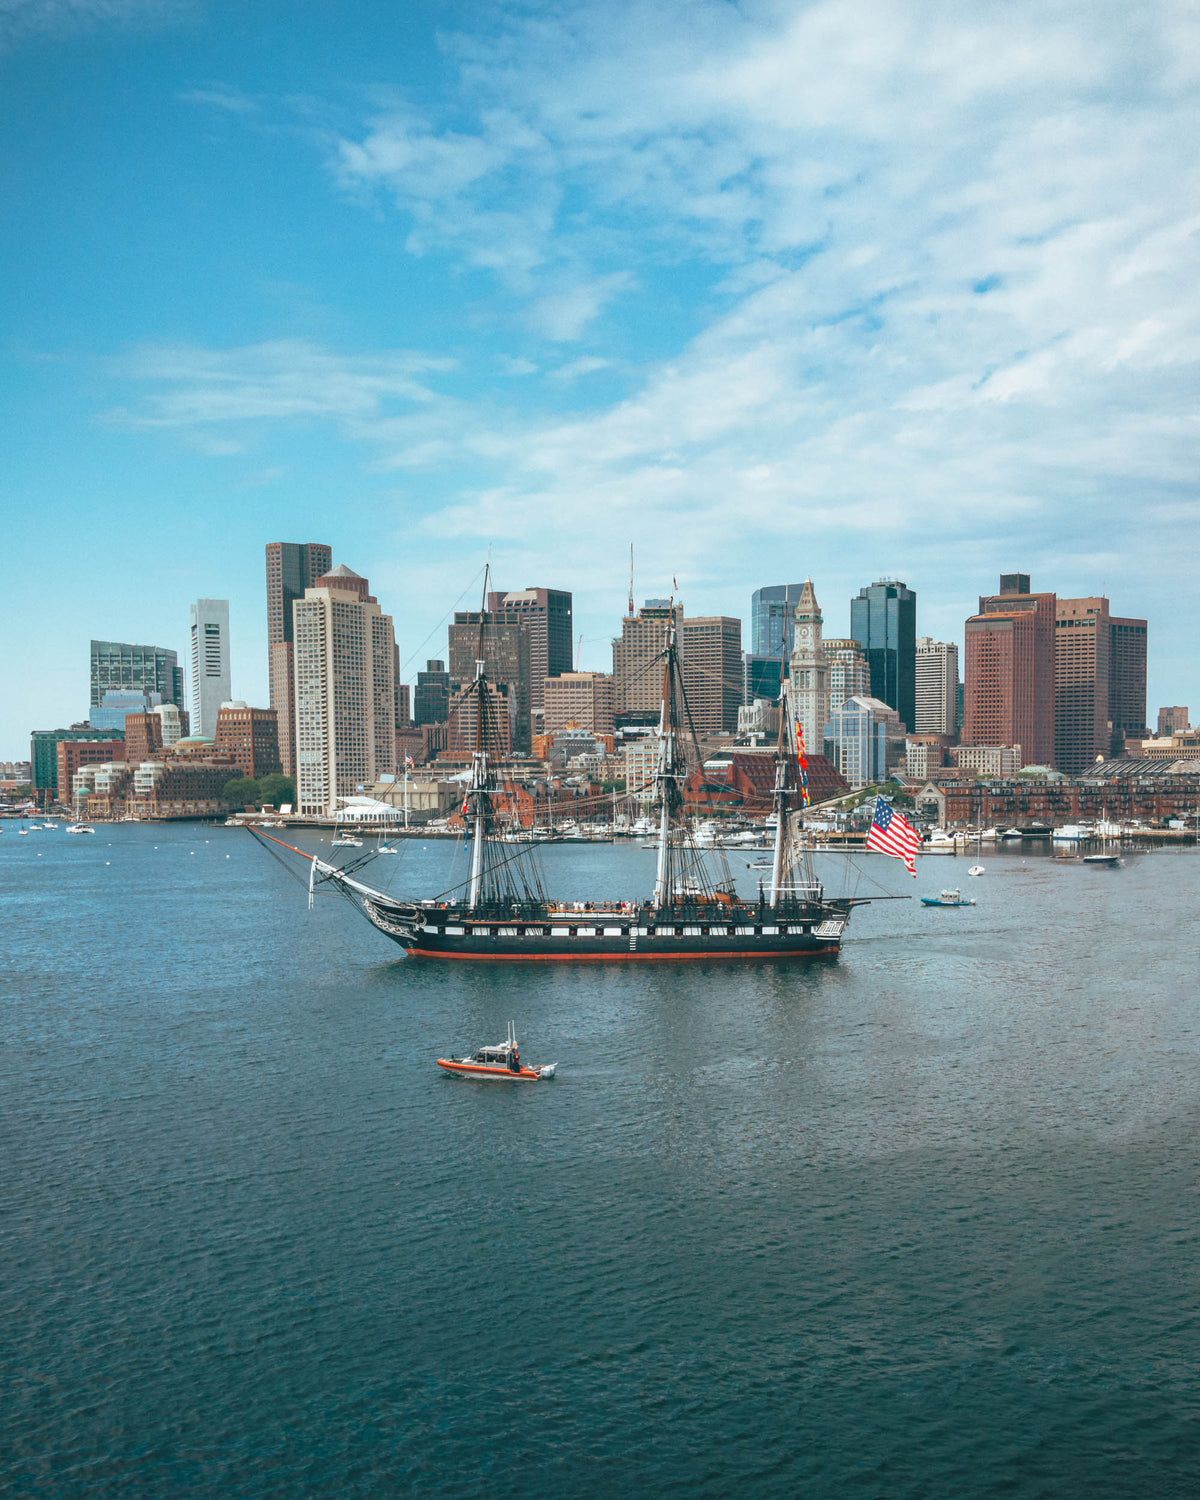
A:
[{"left": 3, "top": 825, "right": 1199, "bottom": 1496}]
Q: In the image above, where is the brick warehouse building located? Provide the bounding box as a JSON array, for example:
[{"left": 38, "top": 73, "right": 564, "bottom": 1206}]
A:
[{"left": 914, "top": 764, "right": 1200, "bottom": 828}]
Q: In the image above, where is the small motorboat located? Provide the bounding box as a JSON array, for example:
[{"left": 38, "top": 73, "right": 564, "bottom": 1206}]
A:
[
  {"left": 331, "top": 835, "right": 363, "bottom": 848},
  {"left": 921, "top": 888, "right": 976, "bottom": 907},
  {"left": 438, "top": 1022, "right": 556, "bottom": 1082},
  {"left": 1082, "top": 852, "right": 1123, "bottom": 867},
  {"left": 967, "top": 864, "right": 984, "bottom": 876},
  {"left": 65, "top": 823, "right": 95, "bottom": 834}
]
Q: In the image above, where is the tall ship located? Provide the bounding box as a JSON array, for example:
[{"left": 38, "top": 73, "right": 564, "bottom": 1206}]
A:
[{"left": 254, "top": 598, "right": 860, "bottom": 961}]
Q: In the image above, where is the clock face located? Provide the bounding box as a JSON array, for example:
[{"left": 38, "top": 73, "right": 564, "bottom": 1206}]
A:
[{"left": 799, "top": 626, "right": 811, "bottom": 644}]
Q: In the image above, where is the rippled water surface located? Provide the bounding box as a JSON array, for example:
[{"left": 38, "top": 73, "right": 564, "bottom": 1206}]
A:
[{"left": 3, "top": 825, "right": 1199, "bottom": 1497}]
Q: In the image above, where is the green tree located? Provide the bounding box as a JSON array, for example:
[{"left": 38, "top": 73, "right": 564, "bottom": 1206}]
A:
[
  {"left": 256, "top": 773, "right": 296, "bottom": 808},
  {"left": 222, "top": 776, "right": 260, "bottom": 808}
]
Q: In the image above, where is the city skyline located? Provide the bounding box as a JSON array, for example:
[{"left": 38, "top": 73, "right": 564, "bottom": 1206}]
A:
[{"left": 4, "top": 2, "right": 1198, "bottom": 753}]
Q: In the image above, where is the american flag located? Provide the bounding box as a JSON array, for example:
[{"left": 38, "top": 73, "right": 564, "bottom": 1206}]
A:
[{"left": 865, "top": 795, "right": 920, "bottom": 876}]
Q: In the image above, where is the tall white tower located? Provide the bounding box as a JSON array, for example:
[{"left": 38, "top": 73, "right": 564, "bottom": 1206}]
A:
[
  {"left": 788, "top": 578, "right": 830, "bottom": 756},
  {"left": 189, "top": 599, "right": 231, "bottom": 739}
]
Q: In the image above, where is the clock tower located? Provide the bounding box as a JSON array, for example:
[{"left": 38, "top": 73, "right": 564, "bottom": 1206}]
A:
[{"left": 788, "top": 578, "right": 830, "bottom": 758}]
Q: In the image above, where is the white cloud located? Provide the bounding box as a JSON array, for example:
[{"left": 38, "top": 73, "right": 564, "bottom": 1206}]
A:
[{"left": 0, "top": 0, "right": 180, "bottom": 50}]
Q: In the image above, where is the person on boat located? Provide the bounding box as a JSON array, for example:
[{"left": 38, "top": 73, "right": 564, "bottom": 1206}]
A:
[{"left": 509, "top": 1047, "right": 521, "bottom": 1074}]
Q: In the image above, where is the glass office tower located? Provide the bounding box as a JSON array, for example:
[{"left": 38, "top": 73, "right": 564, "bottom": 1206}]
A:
[{"left": 849, "top": 580, "right": 917, "bottom": 731}]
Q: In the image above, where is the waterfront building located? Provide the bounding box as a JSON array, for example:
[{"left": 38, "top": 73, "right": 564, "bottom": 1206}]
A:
[
  {"left": 57, "top": 739, "right": 126, "bottom": 806},
  {"left": 963, "top": 575, "right": 1056, "bottom": 767},
  {"left": 31, "top": 726, "right": 125, "bottom": 806},
  {"left": 741, "top": 653, "right": 783, "bottom": 707},
  {"left": 413, "top": 660, "right": 450, "bottom": 727},
  {"left": 612, "top": 600, "right": 684, "bottom": 722},
  {"left": 850, "top": 580, "right": 917, "bottom": 730},
  {"left": 448, "top": 611, "right": 531, "bottom": 752},
  {"left": 293, "top": 566, "right": 396, "bottom": 817},
  {"left": 825, "top": 639, "right": 871, "bottom": 715},
  {"left": 543, "top": 671, "right": 614, "bottom": 736},
  {"left": 787, "top": 580, "right": 830, "bottom": 758},
  {"left": 266, "top": 541, "right": 333, "bottom": 777},
  {"left": 915, "top": 638, "right": 959, "bottom": 736},
  {"left": 1157, "top": 706, "right": 1189, "bottom": 736},
  {"left": 751, "top": 584, "right": 806, "bottom": 659},
  {"left": 189, "top": 599, "right": 231, "bottom": 739},
  {"left": 682, "top": 616, "right": 742, "bottom": 733},
  {"left": 486, "top": 588, "right": 573, "bottom": 725},
  {"left": 90, "top": 640, "right": 183, "bottom": 724},
  {"left": 214, "top": 703, "right": 282, "bottom": 781},
  {"left": 90, "top": 688, "right": 159, "bottom": 731},
  {"left": 826, "top": 695, "right": 904, "bottom": 788}
]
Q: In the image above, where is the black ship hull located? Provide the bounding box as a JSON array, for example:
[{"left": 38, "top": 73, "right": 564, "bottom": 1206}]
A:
[{"left": 357, "top": 893, "right": 850, "bottom": 962}]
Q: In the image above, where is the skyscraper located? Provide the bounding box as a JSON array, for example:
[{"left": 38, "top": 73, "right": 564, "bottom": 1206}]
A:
[
  {"left": 849, "top": 580, "right": 917, "bottom": 730},
  {"left": 914, "top": 638, "right": 959, "bottom": 736},
  {"left": 448, "top": 609, "right": 532, "bottom": 752},
  {"left": 1108, "top": 613, "right": 1148, "bottom": 747},
  {"left": 293, "top": 566, "right": 396, "bottom": 816},
  {"left": 751, "top": 584, "right": 806, "bottom": 659},
  {"left": 825, "top": 638, "right": 871, "bottom": 714},
  {"left": 963, "top": 575, "right": 1056, "bottom": 766},
  {"left": 266, "top": 541, "right": 333, "bottom": 777},
  {"left": 788, "top": 580, "right": 830, "bottom": 756},
  {"left": 612, "top": 600, "right": 684, "bottom": 723},
  {"left": 89, "top": 640, "right": 182, "bottom": 722},
  {"left": 413, "top": 660, "right": 450, "bottom": 726},
  {"left": 189, "top": 598, "right": 231, "bottom": 739},
  {"left": 486, "top": 587, "right": 573, "bottom": 723},
  {"left": 1054, "top": 597, "right": 1149, "bottom": 768},
  {"left": 682, "top": 617, "right": 742, "bottom": 733}
]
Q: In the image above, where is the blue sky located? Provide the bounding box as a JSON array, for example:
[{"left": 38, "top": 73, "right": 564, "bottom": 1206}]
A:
[{"left": 3, "top": 0, "right": 1198, "bottom": 755}]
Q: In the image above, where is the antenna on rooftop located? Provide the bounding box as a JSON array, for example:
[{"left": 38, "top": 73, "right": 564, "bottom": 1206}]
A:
[{"left": 628, "top": 543, "right": 635, "bottom": 618}]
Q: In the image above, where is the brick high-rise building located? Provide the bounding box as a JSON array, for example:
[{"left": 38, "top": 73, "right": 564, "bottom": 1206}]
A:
[
  {"left": 914, "top": 638, "right": 959, "bottom": 736},
  {"left": 266, "top": 541, "right": 332, "bottom": 777},
  {"left": 544, "top": 671, "right": 614, "bottom": 736},
  {"left": 293, "top": 566, "right": 396, "bottom": 816},
  {"left": 612, "top": 600, "right": 684, "bottom": 723},
  {"left": 850, "top": 580, "right": 917, "bottom": 731},
  {"left": 123, "top": 711, "right": 164, "bottom": 767},
  {"left": 1054, "top": 598, "right": 1148, "bottom": 769},
  {"left": 448, "top": 611, "right": 532, "bottom": 752},
  {"left": 963, "top": 575, "right": 1056, "bottom": 766},
  {"left": 682, "top": 616, "right": 742, "bottom": 733},
  {"left": 1158, "top": 706, "right": 1189, "bottom": 736},
  {"left": 486, "top": 588, "right": 573, "bottom": 724},
  {"left": 214, "top": 703, "right": 282, "bottom": 781}
]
